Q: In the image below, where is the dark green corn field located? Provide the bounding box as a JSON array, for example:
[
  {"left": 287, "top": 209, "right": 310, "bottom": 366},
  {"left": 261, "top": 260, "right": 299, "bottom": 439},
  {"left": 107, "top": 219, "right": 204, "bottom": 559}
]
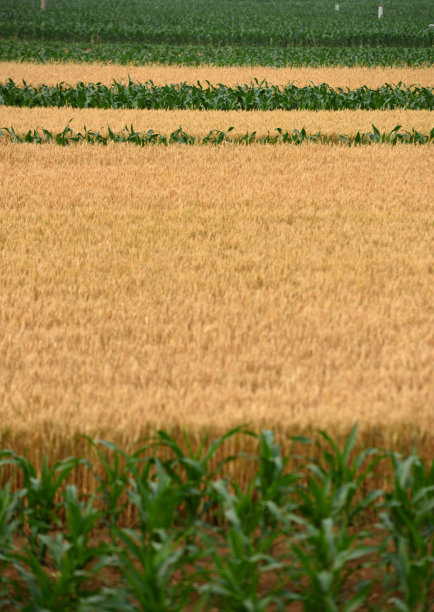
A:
[
  {"left": 0, "top": 0, "right": 433, "bottom": 66},
  {"left": 1, "top": 426, "right": 433, "bottom": 611},
  {"left": 1, "top": 0, "right": 432, "bottom": 46},
  {"left": 0, "top": 40, "right": 433, "bottom": 67}
]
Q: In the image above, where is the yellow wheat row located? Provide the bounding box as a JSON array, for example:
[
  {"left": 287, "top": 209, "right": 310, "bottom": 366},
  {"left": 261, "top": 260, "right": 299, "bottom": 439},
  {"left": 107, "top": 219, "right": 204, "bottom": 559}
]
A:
[
  {"left": 0, "top": 143, "right": 433, "bottom": 467},
  {"left": 1, "top": 61, "right": 433, "bottom": 88},
  {"left": 1, "top": 107, "right": 432, "bottom": 139}
]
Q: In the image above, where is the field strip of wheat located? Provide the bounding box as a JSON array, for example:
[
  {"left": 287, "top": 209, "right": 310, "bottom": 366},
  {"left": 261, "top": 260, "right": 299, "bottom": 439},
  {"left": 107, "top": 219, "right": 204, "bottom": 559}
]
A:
[
  {"left": 1, "top": 143, "right": 432, "bottom": 462},
  {"left": 1, "top": 61, "right": 433, "bottom": 88},
  {"left": 1, "top": 107, "right": 432, "bottom": 139}
]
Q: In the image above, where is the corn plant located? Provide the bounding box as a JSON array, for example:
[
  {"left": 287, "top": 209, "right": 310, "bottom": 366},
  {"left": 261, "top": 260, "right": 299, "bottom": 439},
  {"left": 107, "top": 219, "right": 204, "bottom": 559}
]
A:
[
  {"left": 115, "top": 437, "right": 210, "bottom": 611},
  {"left": 294, "top": 425, "right": 385, "bottom": 528},
  {"left": 291, "top": 516, "right": 376, "bottom": 612},
  {"left": 247, "top": 429, "right": 304, "bottom": 542},
  {"left": 152, "top": 425, "right": 245, "bottom": 527},
  {"left": 0, "top": 481, "right": 21, "bottom": 608},
  {"left": 83, "top": 437, "right": 151, "bottom": 540},
  {"left": 127, "top": 457, "right": 182, "bottom": 536},
  {"left": 378, "top": 453, "right": 434, "bottom": 612},
  {"left": 198, "top": 478, "right": 297, "bottom": 612},
  {"left": 11, "top": 485, "right": 113, "bottom": 609},
  {"left": 0, "top": 450, "right": 83, "bottom": 560},
  {"left": 115, "top": 526, "right": 201, "bottom": 612}
]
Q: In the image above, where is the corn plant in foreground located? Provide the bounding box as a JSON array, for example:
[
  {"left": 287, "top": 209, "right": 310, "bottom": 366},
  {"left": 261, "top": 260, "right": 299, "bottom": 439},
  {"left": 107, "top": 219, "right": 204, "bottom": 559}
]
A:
[
  {"left": 0, "top": 426, "right": 432, "bottom": 610},
  {"left": 377, "top": 453, "right": 434, "bottom": 612},
  {"left": 9, "top": 485, "right": 112, "bottom": 610},
  {"left": 0, "top": 451, "right": 83, "bottom": 561}
]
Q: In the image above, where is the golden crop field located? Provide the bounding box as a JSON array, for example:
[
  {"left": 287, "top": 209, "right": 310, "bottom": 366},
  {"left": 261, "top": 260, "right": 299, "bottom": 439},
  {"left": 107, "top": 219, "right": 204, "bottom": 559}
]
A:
[
  {"left": 1, "top": 61, "right": 433, "bottom": 88},
  {"left": 1, "top": 143, "right": 433, "bottom": 469},
  {"left": 0, "top": 51, "right": 433, "bottom": 485},
  {"left": 1, "top": 107, "right": 432, "bottom": 139}
]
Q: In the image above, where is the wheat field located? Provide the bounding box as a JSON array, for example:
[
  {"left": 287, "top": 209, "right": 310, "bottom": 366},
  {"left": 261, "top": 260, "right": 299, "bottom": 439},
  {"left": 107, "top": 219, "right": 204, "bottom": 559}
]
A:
[
  {"left": 1, "top": 61, "right": 433, "bottom": 88},
  {"left": 1, "top": 143, "right": 433, "bottom": 465},
  {"left": 1, "top": 107, "right": 432, "bottom": 138},
  {"left": 0, "top": 54, "right": 433, "bottom": 473}
]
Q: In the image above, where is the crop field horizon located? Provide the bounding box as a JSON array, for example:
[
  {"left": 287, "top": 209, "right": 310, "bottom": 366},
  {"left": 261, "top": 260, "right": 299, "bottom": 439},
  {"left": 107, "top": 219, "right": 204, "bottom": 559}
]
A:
[
  {"left": 1, "top": 143, "right": 433, "bottom": 469},
  {"left": 2, "top": 61, "right": 433, "bottom": 90},
  {"left": 2, "top": 0, "right": 432, "bottom": 48}
]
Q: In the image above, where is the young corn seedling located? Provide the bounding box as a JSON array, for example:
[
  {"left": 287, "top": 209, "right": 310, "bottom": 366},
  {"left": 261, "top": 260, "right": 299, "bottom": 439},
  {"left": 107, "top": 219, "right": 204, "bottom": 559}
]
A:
[
  {"left": 288, "top": 427, "right": 382, "bottom": 610},
  {"left": 220, "top": 429, "right": 304, "bottom": 558},
  {"left": 0, "top": 481, "right": 21, "bottom": 608},
  {"left": 115, "top": 526, "right": 200, "bottom": 612},
  {"left": 198, "top": 478, "right": 297, "bottom": 612},
  {"left": 378, "top": 453, "right": 434, "bottom": 612},
  {"left": 295, "top": 425, "right": 384, "bottom": 528},
  {"left": 153, "top": 425, "right": 245, "bottom": 528},
  {"left": 0, "top": 480, "right": 19, "bottom": 559},
  {"left": 83, "top": 437, "right": 151, "bottom": 541},
  {"left": 291, "top": 516, "right": 376, "bottom": 612},
  {"left": 255, "top": 429, "right": 301, "bottom": 530},
  {"left": 0, "top": 450, "right": 83, "bottom": 561},
  {"left": 127, "top": 457, "right": 184, "bottom": 534},
  {"left": 11, "top": 485, "right": 113, "bottom": 609}
]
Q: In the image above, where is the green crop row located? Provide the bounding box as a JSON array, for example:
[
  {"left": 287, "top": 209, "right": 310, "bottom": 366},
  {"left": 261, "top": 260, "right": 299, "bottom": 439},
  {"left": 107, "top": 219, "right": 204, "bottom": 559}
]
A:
[
  {"left": 1, "top": 80, "right": 432, "bottom": 111},
  {"left": 1, "top": 40, "right": 433, "bottom": 68},
  {"left": 1, "top": 0, "right": 433, "bottom": 48},
  {"left": 1, "top": 124, "right": 433, "bottom": 147},
  {"left": 0, "top": 426, "right": 433, "bottom": 611}
]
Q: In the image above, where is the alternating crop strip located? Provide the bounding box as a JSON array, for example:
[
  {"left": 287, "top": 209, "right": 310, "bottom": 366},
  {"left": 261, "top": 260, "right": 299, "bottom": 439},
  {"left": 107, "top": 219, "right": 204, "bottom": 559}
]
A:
[
  {"left": 3, "top": 62, "right": 434, "bottom": 90},
  {"left": 1, "top": 79, "right": 432, "bottom": 110},
  {"left": 1, "top": 40, "right": 433, "bottom": 67},
  {"left": 2, "top": 124, "right": 433, "bottom": 146},
  {"left": 2, "top": 108, "right": 433, "bottom": 139}
]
